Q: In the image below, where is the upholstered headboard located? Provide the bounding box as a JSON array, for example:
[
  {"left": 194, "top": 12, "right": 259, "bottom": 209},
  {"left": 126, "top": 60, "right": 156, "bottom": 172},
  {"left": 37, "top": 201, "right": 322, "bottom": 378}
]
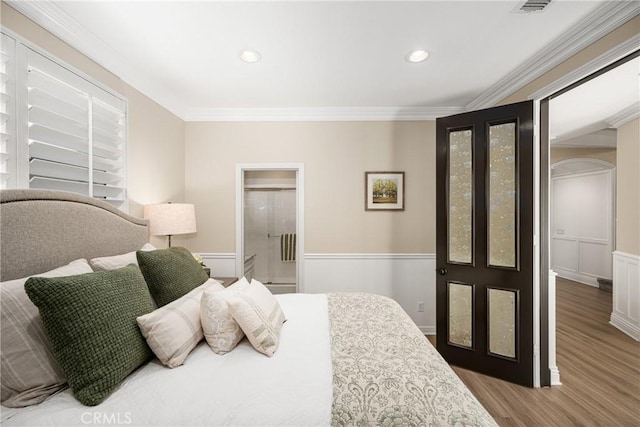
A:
[{"left": 0, "top": 190, "right": 149, "bottom": 281}]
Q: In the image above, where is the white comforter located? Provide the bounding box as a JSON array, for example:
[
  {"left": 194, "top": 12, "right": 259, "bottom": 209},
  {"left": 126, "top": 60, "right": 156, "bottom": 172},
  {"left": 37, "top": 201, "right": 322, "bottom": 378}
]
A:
[{"left": 1, "top": 294, "right": 333, "bottom": 427}]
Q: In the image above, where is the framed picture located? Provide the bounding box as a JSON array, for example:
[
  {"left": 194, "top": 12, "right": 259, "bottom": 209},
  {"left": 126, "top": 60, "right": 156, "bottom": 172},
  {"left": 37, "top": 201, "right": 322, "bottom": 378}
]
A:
[{"left": 365, "top": 171, "right": 405, "bottom": 211}]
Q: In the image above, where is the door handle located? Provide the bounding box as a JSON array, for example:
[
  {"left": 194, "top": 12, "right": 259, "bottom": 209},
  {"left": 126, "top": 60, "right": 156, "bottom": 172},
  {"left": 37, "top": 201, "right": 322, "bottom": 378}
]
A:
[{"left": 439, "top": 268, "right": 448, "bottom": 276}]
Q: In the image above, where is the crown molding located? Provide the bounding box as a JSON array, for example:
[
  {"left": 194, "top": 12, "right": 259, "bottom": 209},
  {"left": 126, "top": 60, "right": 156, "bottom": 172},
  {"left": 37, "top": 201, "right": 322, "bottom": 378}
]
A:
[
  {"left": 7, "top": 0, "right": 638, "bottom": 122},
  {"left": 607, "top": 102, "right": 640, "bottom": 128},
  {"left": 5, "top": 0, "right": 189, "bottom": 119},
  {"left": 529, "top": 35, "right": 640, "bottom": 101},
  {"left": 184, "top": 106, "right": 463, "bottom": 122},
  {"left": 467, "top": 1, "right": 640, "bottom": 110}
]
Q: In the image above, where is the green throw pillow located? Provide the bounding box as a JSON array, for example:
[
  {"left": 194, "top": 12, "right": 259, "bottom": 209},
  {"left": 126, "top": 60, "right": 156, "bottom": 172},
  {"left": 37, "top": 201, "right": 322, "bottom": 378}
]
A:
[
  {"left": 24, "top": 265, "right": 155, "bottom": 406},
  {"left": 136, "top": 246, "right": 209, "bottom": 307}
]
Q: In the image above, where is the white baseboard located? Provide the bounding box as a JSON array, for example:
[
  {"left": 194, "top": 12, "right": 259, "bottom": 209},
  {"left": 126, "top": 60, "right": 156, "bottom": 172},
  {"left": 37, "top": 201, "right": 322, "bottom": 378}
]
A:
[
  {"left": 610, "top": 312, "right": 640, "bottom": 341},
  {"left": 553, "top": 268, "right": 599, "bottom": 287},
  {"left": 611, "top": 251, "right": 640, "bottom": 341},
  {"left": 420, "top": 326, "right": 436, "bottom": 335},
  {"left": 550, "top": 367, "right": 562, "bottom": 386}
]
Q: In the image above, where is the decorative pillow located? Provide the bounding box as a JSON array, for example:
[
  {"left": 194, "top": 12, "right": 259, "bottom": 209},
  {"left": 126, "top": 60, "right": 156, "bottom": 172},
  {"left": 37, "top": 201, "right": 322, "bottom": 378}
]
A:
[
  {"left": 228, "top": 279, "right": 287, "bottom": 357},
  {"left": 136, "top": 246, "right": 209, "bottom": 307},
  {"left": 0, "top": 259, "right": 93, "bottom": 408},
  {"left": 137, "top": 279, "right": 224, "bottom": 368},
  {"left": 201, "top": 277, "right": 252, "bottom": 354},
  {"left": 89, "top": 243, "right": 156, "bottom": 271},
  {"left": 24, "top": 265, "right": 156, "bottom": 406}
]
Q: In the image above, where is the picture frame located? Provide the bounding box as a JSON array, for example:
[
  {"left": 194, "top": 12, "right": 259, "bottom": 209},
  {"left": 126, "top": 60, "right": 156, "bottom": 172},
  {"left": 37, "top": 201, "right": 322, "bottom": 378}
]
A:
[{"left": 365, "top": 171, "right": 405, "bottom": 211}]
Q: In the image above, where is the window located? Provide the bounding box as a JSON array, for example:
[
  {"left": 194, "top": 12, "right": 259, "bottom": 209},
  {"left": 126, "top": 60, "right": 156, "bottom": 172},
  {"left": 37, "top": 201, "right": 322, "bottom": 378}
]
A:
[
  {"left": 1, "top": 30, "right": 127, "bottom": 210},
  {"left": 1, "top": 32, "right": 16, "bottom": 189}
]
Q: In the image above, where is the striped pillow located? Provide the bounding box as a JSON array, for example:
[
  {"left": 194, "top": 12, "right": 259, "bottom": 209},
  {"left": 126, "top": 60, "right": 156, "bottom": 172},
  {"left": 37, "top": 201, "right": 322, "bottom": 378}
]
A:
[
  {"left": 137, "top": 279, "right": 225, "bottom": 368},
  {"left": 89, "top": 243, "right": 156, "bottom": 271},
  {"left": 228, "top": 279, "right": 287, "bottom": 357},
  {"left": 0, "top": 259, "right": 93, "bottom": 407}
]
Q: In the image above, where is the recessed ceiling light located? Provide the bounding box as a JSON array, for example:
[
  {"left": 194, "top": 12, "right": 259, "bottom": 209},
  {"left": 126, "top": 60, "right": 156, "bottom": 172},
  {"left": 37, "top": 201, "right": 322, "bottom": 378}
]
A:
[
  {"left": 406, "top": 50, "right": 429, "bottom": 63},
  {"left": 240, "top": 49, "right": 262, "bottom": 63}
]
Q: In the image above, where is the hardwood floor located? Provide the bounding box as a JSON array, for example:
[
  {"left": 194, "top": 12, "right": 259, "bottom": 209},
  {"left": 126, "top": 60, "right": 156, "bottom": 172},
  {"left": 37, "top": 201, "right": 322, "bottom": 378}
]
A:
[{"left": 428, "top": 277, "right": 640, "bottom": 426}]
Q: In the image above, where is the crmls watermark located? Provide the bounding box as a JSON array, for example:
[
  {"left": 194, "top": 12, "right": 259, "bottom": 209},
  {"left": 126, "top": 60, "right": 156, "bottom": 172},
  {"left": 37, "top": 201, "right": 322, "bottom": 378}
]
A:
[{"left": 80, "top": 412, "right": 132, "bottom": 425}]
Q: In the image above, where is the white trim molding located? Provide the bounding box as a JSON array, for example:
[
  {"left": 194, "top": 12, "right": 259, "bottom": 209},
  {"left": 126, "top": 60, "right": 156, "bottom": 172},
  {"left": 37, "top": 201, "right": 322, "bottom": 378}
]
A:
[
  {"left": 469, "top": 2, "right": 640, "bottom": 110},
  {"left": 607, "top": 102, "right": 640, "bottom": 129},
  {"left": 528, "top": 34, "right": 640, "bottom": 101},
  {"left": 185, "top": 107, "right": 463, "bottom": 122},
  {"left": 304, "top": 253, "right": 436, "bottom": 332},
  {"left": 548, "top": 271, "right": 561, "bottom": 385},
  {"left": 611, "top": 251, "right": 640, "bottom": 341},
  {"left": 235, "top": 163, "right": 305, "bottom": 292}
]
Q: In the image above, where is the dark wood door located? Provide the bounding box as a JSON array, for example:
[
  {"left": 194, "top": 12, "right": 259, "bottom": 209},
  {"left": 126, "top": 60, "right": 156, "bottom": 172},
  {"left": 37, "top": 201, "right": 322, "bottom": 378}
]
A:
[{"left": 436, "top": 100, "right": 534, "bottom": 386}]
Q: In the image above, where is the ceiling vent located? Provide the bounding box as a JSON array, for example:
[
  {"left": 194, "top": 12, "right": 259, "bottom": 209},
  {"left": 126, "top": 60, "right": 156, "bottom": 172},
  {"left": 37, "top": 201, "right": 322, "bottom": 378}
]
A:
[{"left": 515, "top": 0, "right": 552, "bottom": 13}]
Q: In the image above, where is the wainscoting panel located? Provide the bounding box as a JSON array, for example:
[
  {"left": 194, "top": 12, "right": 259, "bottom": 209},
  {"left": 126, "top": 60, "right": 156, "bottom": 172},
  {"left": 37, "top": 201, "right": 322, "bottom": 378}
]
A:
[
  {"left": 304, "top": 254, "right": 436, "bottom": 334},
  {"left": 611, "top": 251, "right": 640, "bottom": 340},
  {"left": 197, "top": 252, "right": 438, "bottom": 334},
  {"left": 551, "top": 169, "right": 614, "bottom": 287},
  {"left": 199, "top": 253, "right": 237, "bottom": 277}
]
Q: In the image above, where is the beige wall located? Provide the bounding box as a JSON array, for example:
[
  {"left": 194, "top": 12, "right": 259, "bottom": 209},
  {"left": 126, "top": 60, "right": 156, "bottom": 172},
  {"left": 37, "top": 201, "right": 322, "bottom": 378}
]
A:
[
  {"left": 550, "top": 147, "right": 616, "bottom": 165},
  {"left": 1, "top": 3, "right": 186, "bottom": 247},
  {"left": 616, "top": 118, "right": 640, "bottom": 256},
  {"left": 185, "top": 121, "right": 435, "bottom": 253}
]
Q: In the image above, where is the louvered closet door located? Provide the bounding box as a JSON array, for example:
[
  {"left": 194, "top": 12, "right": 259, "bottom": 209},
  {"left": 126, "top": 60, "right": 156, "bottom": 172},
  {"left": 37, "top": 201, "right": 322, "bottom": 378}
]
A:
[
  {"left": 0, "top": 33, "right": 16, "bottom": 190},
  {"left": 25, "top": 48, "right": 127, "bottom": 207}
]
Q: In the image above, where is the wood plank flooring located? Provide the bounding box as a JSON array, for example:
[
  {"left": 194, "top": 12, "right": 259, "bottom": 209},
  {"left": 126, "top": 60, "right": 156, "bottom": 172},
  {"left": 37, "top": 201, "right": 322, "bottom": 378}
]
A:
[{"left": 428, "top": 277, "right": 640, "bottom": 426}]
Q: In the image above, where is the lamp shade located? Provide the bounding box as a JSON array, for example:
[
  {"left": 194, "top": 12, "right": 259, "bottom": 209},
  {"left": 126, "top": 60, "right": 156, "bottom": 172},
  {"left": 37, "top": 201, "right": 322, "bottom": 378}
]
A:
[{"left": 144, "top": 203, "right": 197, "bottom": 236}]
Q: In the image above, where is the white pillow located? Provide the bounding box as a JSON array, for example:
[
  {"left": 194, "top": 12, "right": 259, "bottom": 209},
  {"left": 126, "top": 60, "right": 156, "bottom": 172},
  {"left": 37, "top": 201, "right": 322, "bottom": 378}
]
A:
[
  {"left": 137, "top": 279, "right": 224, "bottom": 368},
  {"left": 89, "top": 243, "right": 156, "bottom": 271},
  {"left": 1, "top": 259, "right": 94, "bottom": 407},
  {"left": 228, "top": 279, "right": 287, "bottom": 357},
  {"left": 200, "top": 277, "right": 251, "bottom": 354}
]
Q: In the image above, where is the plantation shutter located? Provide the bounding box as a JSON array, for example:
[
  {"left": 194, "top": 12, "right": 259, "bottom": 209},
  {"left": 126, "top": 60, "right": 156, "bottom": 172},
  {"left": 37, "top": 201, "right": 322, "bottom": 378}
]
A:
[
  {"left": 25, "top": 48, "right": 127, "bottom": 207},
  {"left": 0, "top": 32, "right": 16, "bottom": 190}
]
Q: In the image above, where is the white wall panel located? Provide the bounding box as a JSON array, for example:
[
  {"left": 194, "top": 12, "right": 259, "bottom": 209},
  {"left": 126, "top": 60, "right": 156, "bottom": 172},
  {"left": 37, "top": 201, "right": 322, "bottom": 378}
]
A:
[
  {"left": 304, "top": 254, "right": 436, "bottom": 333},
  {"left": 551, "top": 168, "right": 614, "bottom": 285},
  {"left": 579, "top": 241, "right": 611, "bottom": 278},
  {"left": 611, "top": 251, "right": 640, "bottom": 340},
  {"left": 199, "top": 252, "right": 437, "bottom": 333},
  {"left": 552, "top": 238, "right": 578, "bottom": 271}
]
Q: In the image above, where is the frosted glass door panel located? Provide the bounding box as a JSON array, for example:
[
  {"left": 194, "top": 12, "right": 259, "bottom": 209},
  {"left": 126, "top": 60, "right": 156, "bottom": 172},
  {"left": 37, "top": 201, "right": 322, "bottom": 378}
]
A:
[
  {"left": 488, "top": 288, "right": 517, "bottom": 359},
  {"left": 448, "top": 129, "right": 473, "bottom": 264},
  {"left": 267, "top": 189, "right": 296, "bottom": 284},
  {"left": 488, "top": 122, "right": 517, "bottom": 268},
  {"left": 448, "top": 282, "right": 473, "bottom": 348}
]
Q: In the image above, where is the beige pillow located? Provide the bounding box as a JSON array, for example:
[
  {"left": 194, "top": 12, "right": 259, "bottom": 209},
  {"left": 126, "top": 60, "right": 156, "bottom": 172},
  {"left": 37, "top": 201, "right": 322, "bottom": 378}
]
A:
[
  {"left": 137, "top": 279, "right": 224, "bottom": 368},
  {"left": 228, "top": 279, "right": 287, "bottom": 357},
  {"left": 89, "top": 243, "right": 156, "bottom": 271},
  {"left": 0, "top": 259, "right": 94, "bottom": 407},
  {"left": 200, "top": 277, "right": 251, "bottom": 354}
]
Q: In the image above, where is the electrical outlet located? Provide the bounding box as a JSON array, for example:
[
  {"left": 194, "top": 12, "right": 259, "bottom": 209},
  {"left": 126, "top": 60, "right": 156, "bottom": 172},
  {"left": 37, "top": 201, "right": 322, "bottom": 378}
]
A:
[{"left": 417, "top": 301, "right": 424, "bottom": 312}]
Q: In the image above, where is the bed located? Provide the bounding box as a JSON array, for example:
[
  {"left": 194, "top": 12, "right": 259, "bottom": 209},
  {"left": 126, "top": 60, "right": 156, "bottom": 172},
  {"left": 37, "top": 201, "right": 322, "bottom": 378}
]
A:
[{"left": 0, "top": 189, "right": 496, "bottom": 426}]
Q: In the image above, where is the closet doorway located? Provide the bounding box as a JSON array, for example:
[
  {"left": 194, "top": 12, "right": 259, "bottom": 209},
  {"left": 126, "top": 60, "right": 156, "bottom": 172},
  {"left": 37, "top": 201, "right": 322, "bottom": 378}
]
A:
[{"left": 235, "top": 163, "right": 305, "bottom": 293}]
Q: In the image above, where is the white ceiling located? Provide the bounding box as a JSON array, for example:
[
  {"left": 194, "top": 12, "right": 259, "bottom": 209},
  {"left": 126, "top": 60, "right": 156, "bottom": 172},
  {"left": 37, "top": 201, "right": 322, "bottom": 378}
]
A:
[
  {"left": 5, "top": 1, "right": 640, "bottom": 125},
  {"left": 550, "top": 55, "right": 640, "bottom": 147}
]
